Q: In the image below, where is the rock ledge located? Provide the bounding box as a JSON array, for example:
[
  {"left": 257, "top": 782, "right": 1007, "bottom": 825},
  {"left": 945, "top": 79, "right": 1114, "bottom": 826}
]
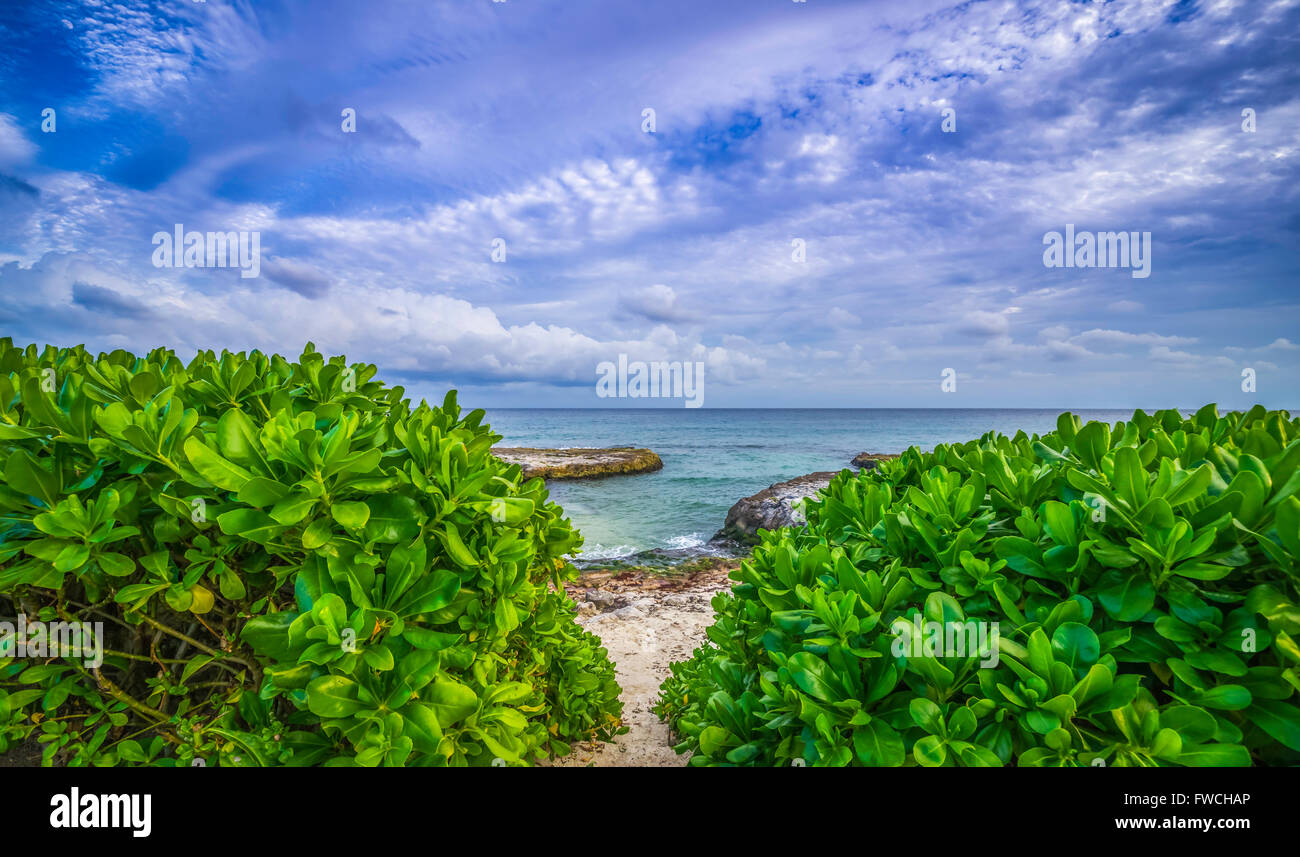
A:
[{"left": 493, "top": 447, "right": 663, "bottom": 480}]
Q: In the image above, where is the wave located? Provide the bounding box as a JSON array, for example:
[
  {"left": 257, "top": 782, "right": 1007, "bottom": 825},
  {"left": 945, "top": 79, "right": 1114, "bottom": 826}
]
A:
[
  {"left": 663, "top": 532, "right": 706, "bottom": 550},
  {"left": 571, "top": 543, "right": 640, "bottom": 562}
]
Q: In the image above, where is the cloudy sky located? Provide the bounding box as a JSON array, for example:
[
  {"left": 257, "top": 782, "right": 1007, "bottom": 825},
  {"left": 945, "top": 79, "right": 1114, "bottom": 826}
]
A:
[{"left": 0, "top": 0, "right": 1296, "bottom": 409}]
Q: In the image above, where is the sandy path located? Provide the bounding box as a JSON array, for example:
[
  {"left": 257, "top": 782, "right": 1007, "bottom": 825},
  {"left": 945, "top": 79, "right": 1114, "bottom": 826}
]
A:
[{"left": 549, "top": 565, "right": 734, "bottom": 767}]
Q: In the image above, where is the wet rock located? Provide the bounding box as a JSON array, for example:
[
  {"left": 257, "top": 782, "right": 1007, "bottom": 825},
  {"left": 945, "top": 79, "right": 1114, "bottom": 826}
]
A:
[
  {"left": 713, "top": 471, "right": 839, "bottom": 544},
  {"left": 850, "top": 451, "right": 899, "bottom": 469}
]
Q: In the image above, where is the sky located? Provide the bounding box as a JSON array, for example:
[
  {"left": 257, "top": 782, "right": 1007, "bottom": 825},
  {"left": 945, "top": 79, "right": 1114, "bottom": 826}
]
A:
[{"left": 0, "top": 0, "right": 1297, "bottom": 410}]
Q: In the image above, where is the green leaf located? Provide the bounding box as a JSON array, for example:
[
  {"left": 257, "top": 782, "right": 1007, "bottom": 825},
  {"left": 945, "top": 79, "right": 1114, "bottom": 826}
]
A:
[
  {"left": 1112, "top": 446, "right": 1147, "bottom": 507},
  {"left": 1162, "top": 609, "right": 1208, "bottom": 641},
  {"left": 1273, "top": 495, "right": 1300, "bottom": 560},
  {"left": 116, "top": 740, "right": 146, "bottom": 763},
  {"left": 401, "top": 702, "right": 445, "bottom": 752},
  {"left": 302, "top": 517, "right": 333, "bottom": 549},
  {"left": 853, "top": 720, "right": 904, "bottom": 766},
  {"left": 183, "top": 436, "right": 252, "bottom": 492},
  {"left": 306, "top": 675, "right": 368, "bottom": 719},
  {"left": 236, "top": 477, "right": 289, "bottom": 508},
  {"left": 1069, "top": 664, "right": 1113, "bottom": 705},
  {"left": 97, "top": 552, "right": 136, "bottom": 577},
  {"left": 1080, "top": 674, "right": 1141, "bottom": 714},
  {"left": 1074, "top": 421, "right": 1111, "bottom": 471},
  {"left": 363, "top": 643, "right": 395, "bottom": 672},
  {"left": 913, "top": 735, "right": 947, "bottom": 767},
  {"left": 364, "top": 494, "right": 422, "bottom": 544},
  {"left": 1097, "top": 570, "right": 1155, "bottom": 621},
  {"left": 1150, "top": 727, "right": 1182, "bottom": 760},
  {"left": 187, "top": 584, "right": 215, "bottom": 614},
  {"left": 240, "top": 612, "right": 298, "bottom": 661},
  {"left": 216, "top": 408, "right": 264, "bottom": 468},
  {"left": 218, "top": 567, "right": 246, "bottom": 600},
  {"left": 698, "top": 725, "right": 730, "bottom": 757},
  {"left": 1032, "top": 441, "right": 1071, "bottom": 464},
  {"left": 1174, "top": 743, "right": 1252, "bottom": 766},
  {"left": 1027, "top": 628, "right": 1055, "bottom": 678},
  {"left": 217, "top": 509, "right": 287, "bottom": 544},
  {"left": 725, "top": 743, "right": 760, "bottom": 765},
  {"left": 440, "top": 523, "right": 477, "bottom": 568},
  {"left": 1164, "top": 463, "right": 1212, "bottom": 506},
  {"left": 397, "top": 570, "right": 460, "bottom": 617},
  {"left": 427, "top": 679, "right": 478, "bottom": 728},
  {"left": 484, "top": 496, "right": 535, "bottom": 526},
  {"left": 53, "top": 542, "right": 90, "bottom": 572},
  {"left": 4, "top": 450, "right": 60, "bottom": 506},
  {"left": 1051, "top": 622, "right": 1100, "bottom": 670},
  {"left": 269, "top": 493, "right": 317, "bottom": 525},
  {"left": 330, "top": 501, "right": 371, "bottom": 530},
  {"left": 1246, "top": 699, "right": 1300, "bottom": 751},
  {"left": 908, "top": 697, "right": 945, "bottom": 733},
  {"left": 1041, "top": 501, "right": 1078, "bottom": 547},
  {"left": 113, "top": 583, "right": 168, "bottom": 607},
  {"left": 1161, "top": 705, "right": 1218, "bottom": 744},
  {"left": 787, "top": 652, "right": 841, "bottom": 702},
  {"left": 1194, "top": 684, "right": 1252, "bottom": 711}
]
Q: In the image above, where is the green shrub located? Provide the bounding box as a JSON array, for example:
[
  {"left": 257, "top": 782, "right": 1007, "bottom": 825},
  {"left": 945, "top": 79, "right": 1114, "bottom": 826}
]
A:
[
  {"left": 657, "top": 405, "right": 1300, "bottom": 766},
  {"left": 0, "top": 340, "right": 622, "bottom": 765}
]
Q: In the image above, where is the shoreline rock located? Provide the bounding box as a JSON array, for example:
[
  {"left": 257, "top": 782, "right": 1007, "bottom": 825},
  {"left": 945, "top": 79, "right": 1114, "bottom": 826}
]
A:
[
  {"left": 850, "top": 451, "right": 899, "bottom": 469},
  {"left": 712, "top": 471, "right": 839, "bottom": 544},
  {"left": 713, "top": 453, "right": 900, "bottom": 544},
  {"left": 493, "top": 446, "right": 663, "bottom": 480}
]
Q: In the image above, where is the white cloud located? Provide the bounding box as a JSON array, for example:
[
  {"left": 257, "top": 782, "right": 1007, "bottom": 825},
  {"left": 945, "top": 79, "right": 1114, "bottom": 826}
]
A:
[
  {"left": 1074, "top": 329, "right": 1198, "bottom": 348},
  {"left": 2, "top": 0, "right": 1296, "bottom": 407},
  {"left": 0, "top": 114, "right": 36, "bottom": 169},
  {"left": 618, "top": 284, "right": 688, "bottom": 322},
  {"left": 956, "top": 310, "right": 1012, "bottom": 338}
]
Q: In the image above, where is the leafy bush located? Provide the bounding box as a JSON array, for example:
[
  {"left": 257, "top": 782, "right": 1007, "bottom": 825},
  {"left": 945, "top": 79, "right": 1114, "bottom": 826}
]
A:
[
  {"left": 0, "top": 340, "right": 621, "bottom": 765},
  {"left": 657, "top": 405, "right": 1300, "bottom": 766}
]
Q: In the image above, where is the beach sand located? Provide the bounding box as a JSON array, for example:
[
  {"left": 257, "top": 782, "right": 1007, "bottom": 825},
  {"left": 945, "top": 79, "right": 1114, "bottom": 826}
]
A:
[{"left": 546, "top": 561, "right": 736, "bottom": 767}]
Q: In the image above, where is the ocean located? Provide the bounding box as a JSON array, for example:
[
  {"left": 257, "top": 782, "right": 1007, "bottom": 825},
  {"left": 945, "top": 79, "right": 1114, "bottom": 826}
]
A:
[{"left": 483, "top": 408, "right": 1141, "bottom": 567}]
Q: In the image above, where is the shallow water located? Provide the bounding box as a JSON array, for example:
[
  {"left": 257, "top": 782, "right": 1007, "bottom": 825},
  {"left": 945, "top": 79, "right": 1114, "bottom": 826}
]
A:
[{"left": 483, "top": 408, "right": 1141, "bottom": 565}]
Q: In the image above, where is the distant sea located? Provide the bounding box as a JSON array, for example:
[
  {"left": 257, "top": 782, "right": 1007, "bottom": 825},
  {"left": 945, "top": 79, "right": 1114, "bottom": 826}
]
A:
[{"left": 483, "top": 408, "right": 1142, "bottom": 567}]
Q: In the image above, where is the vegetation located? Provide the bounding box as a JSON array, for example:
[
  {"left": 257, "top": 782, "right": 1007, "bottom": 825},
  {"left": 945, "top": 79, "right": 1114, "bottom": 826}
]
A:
[
  {"left": 657, "top": 406, "right": 1300, "bottom": 766},
  {"left": 0, "top": 340, "right": 622, "bottom": 766}
]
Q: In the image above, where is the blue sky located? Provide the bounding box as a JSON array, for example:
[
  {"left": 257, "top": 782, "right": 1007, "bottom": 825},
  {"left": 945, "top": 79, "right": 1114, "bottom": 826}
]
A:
[{"left": 0, "top": 0, "right": 1296, "bottom": 409}]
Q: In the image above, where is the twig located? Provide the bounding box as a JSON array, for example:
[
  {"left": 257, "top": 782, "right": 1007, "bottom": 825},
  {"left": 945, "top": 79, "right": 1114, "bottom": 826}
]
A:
[
  {"left": 70, "top": 662, "right": 179, "bottom": 745},
  {"left": 127, "top": 610, "right": 260, "bottom": 684}
]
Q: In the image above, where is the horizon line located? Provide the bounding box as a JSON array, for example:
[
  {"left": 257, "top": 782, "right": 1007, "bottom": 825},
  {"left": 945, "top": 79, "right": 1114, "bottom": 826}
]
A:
[{"left": 476, "top": 405, "right": 1294, "bottom": 411}]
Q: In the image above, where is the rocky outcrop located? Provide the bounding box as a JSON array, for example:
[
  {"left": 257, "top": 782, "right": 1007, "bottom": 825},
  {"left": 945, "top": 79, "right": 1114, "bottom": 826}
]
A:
[
  {"left": 713, "top": 471, "right": 838, "bottom": 544},
  {"left": 712, "top": 453, "right": 900, "bottom": 544},
  {"left": 851, "top": 451, "right": 899, "bottom": 469},
  {"left": 492, "top": 447, "right": 663, "bottom": 480}
]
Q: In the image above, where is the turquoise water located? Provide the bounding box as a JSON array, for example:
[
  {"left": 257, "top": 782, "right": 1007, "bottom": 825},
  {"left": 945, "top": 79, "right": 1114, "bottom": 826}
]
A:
[{"left": 483, "top": 408, "right": 1139, "bottom": 565}]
